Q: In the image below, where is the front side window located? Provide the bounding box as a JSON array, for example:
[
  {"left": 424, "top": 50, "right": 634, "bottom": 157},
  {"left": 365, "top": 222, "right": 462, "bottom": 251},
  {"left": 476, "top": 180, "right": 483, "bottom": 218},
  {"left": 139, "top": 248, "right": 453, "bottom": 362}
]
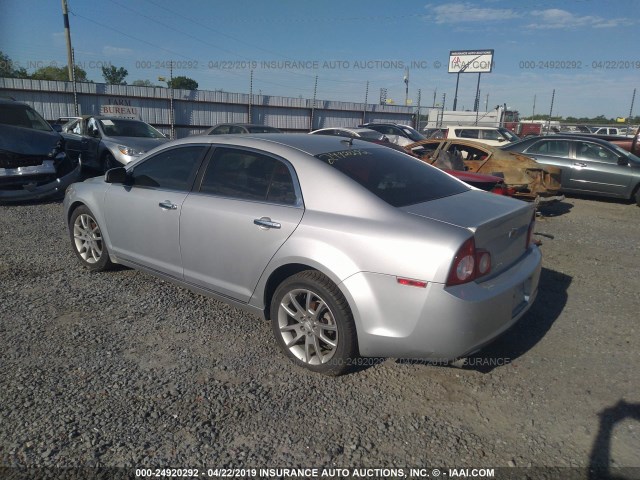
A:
[
  {"left": 316, "top": 147, "right": 468, "bottom": 207},
  {"left": 199, "top": 147, "right": 298, "bottom": 205},
  {"left": 130, "top": 145, "right": 206, "bottom": 191},
  {"left": 575, "top": 142, "right": 618, "bottom": 163},
  {"left": 481, "top": 130, "right": 502, "bottom": 141}
]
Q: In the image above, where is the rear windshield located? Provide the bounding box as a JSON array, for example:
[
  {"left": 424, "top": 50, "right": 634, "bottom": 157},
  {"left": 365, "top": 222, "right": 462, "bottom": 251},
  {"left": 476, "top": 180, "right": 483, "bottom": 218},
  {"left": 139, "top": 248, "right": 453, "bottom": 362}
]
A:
[{"left": 315, "top": 147, "right": 468, "bottom": 207}]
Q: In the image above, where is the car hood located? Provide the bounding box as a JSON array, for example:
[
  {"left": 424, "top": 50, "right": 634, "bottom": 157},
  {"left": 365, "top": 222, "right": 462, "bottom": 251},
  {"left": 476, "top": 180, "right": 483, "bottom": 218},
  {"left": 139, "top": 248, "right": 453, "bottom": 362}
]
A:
[
  {"left": 0, "top": 124, "right": 60, "bottom": 155},
  {"left": 102, "top": 136, "right": 169, "bottom": 153}
]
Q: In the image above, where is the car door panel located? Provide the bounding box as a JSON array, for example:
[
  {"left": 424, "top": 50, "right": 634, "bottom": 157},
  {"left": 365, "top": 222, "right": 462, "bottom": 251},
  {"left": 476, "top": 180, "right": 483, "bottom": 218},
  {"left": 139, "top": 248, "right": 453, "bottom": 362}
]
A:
[
  {"left": 569, "top": 141, "right": 631, "bottom": 195},
  {"left": 180, "top": 196, "right": 303, "bottom": 302},
  {"left": 104, "top": 186, "right": 187, "bottom": 278},
  {"left": 102, "top": 144, "right": 208, "bottom": 278},
  {"left": 180, "top": 146, "right": 304, "bottom": 303}
]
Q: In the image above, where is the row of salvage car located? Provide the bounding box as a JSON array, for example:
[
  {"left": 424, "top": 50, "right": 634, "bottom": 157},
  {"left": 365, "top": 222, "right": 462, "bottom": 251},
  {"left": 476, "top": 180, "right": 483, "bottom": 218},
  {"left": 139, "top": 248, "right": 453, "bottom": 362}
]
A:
[{"left": 2, "top": 98, "right": 640, "bottom": 375}]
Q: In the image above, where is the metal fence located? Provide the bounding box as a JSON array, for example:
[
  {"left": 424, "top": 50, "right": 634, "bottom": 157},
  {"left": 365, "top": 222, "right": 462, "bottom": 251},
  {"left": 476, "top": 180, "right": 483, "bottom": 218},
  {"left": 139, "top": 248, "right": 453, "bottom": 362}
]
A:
[{"left": 0, "top": 77, "right": 416, "bottom": 138}]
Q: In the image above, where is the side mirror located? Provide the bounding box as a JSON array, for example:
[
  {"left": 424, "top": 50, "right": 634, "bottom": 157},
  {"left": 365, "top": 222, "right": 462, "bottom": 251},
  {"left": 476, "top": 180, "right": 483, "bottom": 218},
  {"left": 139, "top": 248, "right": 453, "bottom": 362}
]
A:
[
  {"left": 105, "top": 167, "right": 129, "bottom": 184},
  {"left": 617, "top": 156, "right": 629, "bottom": 166},
  {"left": 88, "top": 126, "right": 100, "bottom": 138}
]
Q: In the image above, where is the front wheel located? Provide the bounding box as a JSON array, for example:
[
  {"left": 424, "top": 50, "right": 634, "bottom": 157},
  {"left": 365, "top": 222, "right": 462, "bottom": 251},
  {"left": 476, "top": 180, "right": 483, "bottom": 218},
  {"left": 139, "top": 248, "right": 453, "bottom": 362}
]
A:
[
  {"left": 635, "top": 187, "right": 640, "bottom": 207},
  {"left": 69, "top": 205, "right": 113, "bottom": 272},
  {"left": 271, "top": 270, "right": 358, "bottom": 375}
]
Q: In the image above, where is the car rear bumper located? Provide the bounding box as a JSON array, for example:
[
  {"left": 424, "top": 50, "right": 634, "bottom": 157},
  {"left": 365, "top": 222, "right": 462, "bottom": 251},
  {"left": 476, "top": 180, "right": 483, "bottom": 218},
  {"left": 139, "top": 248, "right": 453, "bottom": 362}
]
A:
[{"left": 341, "top": 246, "right": 542, "bottom": 361}]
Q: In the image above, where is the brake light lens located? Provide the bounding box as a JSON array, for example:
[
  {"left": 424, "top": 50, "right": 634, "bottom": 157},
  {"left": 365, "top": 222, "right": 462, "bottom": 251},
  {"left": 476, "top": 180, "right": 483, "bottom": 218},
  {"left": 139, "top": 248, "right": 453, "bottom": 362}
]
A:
[
  {"left": 526, "top": 212, "right": 536, "bottom": 248},
  {"left": 446, "top": 238, "right": 492, "bottom": 286}
]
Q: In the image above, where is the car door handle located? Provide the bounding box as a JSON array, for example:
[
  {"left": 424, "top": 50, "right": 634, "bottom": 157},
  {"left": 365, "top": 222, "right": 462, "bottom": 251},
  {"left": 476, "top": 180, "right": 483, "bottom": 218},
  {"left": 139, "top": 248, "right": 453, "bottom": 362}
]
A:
[
  {"left": 254, "top": 217, "right": 281, "bottom": 229},
  {"left": 573, "top": 162, "right": 587, "bottom": 168},
  {"left": 158, "top": 200, "right": 178, "bottom": 210}
]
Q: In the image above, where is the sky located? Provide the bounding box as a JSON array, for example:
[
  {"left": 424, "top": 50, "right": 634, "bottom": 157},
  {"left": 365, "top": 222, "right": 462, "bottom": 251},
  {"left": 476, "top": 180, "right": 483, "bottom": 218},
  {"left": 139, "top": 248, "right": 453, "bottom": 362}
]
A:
[{"left": 1, "top": 0, "right": 639, "bottom": 119}]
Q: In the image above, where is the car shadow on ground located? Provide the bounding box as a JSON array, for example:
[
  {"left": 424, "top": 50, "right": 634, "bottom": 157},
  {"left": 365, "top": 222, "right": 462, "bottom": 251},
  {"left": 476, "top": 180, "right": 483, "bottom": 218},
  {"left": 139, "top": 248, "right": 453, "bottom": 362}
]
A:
[
  {"left": 588, "top": 400, "right": 640, "bottom": 480},
  {"left": 537, "top": 200, "right": 573, "bottom": 217},
  {"left": 459, "top": 266, "right": 572, "bottom": 373},
  {"left": 564, "top": 192, "right": 637, "bottom": 207},
  {"left": 393, "top": 267, "right": 572, "bottom": 374}
]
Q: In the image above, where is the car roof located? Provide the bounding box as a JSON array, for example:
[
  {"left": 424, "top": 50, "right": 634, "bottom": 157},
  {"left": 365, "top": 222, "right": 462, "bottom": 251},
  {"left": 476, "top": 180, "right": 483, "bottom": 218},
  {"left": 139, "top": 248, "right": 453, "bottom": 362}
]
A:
[
  {"left": 175, "top": 132, "right": 388, "bottom": 156},
  {"left": 517, "top": 134, "right": 622, "bottom": 146},
  {"left": 212, "top": 123, "right": 277, "bottom": 127},
  {"left": 311, "top": 127, "right": 379, "bottom": 134},
  {"left": 447, "top": 126, "right": 503, "bottom": 130}
]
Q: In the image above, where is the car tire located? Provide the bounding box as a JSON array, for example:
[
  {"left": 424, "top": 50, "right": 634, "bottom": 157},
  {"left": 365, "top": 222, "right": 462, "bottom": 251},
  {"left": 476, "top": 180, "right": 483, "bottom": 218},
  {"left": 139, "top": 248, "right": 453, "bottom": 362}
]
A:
[
  {"left": 103, "top": 153, "right": 120, "bottom": 173},
  {"left": 270, "top": 270, "right": 358, "bottom": 375},
  {"left": 635, "top": 187, "right": 640, "bottom": 207},
  {"left": 69, "top": 205, "right": 113, "bottom": 272}
]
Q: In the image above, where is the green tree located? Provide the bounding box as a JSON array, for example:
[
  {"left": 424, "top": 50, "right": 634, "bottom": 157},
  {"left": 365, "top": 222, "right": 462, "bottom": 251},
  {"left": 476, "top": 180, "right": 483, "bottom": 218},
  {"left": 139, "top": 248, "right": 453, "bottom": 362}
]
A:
[
  {"left": 0, "top": 51, "right": 29, "bottom": 78},
  {"left": 167, "top": 76, "right": 198, "bottom": 90},
  {"left": 132, "top": 79, "right": 155, "bottom": 87},
  {"left": 102, "top": 65, "right": 128, "bottom": 85},
  {"left": 31, "top": 64, "right": 88, "bottom": 82}
]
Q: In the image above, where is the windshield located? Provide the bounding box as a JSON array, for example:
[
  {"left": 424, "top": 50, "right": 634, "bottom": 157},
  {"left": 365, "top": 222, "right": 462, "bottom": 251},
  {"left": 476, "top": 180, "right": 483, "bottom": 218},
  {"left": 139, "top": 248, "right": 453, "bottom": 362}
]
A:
[
  {"left": 400, "top": 126, "right": 426, "bottom": 142},
  {"left": 498, "top": 128, "right": 520, "bottom": 142},
  {"left": 247, "top": 126, "right": 282, "bottom": 133},
  {"left": 357, "top": 130, "right": 385, "bottom": 140},
  {"left": 98, "top": 119, "right": 165, "bottom": 138},
  {"left": 315, "top": 147, "right": 468, "bottom": 207},
  {"left": 0, "top": 104, "right": 52, "bottom": 131},
  {"left": 610, "top": 143, "right": 640, "bottom": 163}
]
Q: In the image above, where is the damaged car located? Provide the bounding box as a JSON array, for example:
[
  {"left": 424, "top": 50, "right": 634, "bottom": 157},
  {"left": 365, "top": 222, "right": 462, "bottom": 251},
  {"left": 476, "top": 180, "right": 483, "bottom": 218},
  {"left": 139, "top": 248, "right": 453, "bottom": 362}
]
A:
[
  {"left": 60, "top": 116, "right": 169, "bottom": 172},
  {"left": 0, "top": 99, "right": 80, "bottom": 203},
  {"left": 403, "top": 138, "right": 563, "bottom": 202}
]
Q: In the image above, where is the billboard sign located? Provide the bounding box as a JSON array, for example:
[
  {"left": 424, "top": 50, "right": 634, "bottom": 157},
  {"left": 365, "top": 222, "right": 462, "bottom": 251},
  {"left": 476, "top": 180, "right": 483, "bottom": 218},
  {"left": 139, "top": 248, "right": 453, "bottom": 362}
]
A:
[{"left": 448, "top": 50, "right": 494, "bottom": 74}]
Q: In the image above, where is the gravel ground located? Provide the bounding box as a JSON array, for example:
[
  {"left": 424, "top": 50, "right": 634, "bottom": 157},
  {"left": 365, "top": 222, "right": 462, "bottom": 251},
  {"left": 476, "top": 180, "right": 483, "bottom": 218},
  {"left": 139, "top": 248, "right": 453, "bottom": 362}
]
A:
[{"left": 0, "top": 193, "right": 639, "bottom": 480}]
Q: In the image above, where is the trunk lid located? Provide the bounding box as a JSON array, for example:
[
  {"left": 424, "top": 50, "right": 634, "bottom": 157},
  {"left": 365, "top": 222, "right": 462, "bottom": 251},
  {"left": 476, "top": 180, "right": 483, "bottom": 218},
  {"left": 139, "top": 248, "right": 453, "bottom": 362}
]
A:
[{"left": 401, "top": 190, "right": 534, "bottom": 277}]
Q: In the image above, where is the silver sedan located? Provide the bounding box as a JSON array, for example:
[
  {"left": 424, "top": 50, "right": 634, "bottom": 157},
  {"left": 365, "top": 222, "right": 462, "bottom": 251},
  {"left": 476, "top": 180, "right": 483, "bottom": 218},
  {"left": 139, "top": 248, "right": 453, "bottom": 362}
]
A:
[{"left": 63, "top": 134, "right": 541, "bottom": 375}]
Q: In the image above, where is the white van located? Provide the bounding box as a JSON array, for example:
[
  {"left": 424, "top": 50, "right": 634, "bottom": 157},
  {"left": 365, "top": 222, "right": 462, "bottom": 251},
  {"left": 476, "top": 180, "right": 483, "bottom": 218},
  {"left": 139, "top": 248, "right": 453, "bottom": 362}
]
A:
[{"left": 442, "top": 126, "right": 520, "bottom": 146}]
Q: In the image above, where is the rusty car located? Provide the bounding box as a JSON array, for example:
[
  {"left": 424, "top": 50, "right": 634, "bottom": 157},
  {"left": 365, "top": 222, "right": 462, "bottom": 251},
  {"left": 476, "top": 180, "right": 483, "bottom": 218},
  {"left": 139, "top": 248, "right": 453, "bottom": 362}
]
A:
[{"left": 403, "top": 138, "right": 562, "bottom": 201}]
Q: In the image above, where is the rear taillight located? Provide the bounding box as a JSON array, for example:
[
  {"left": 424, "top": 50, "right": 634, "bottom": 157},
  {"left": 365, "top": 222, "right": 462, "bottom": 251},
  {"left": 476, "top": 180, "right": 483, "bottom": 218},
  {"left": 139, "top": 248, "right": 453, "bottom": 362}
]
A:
[
  {"left": 526, "top": 212, "right": 536, "bottom": 248},
  {"left": 446, "top": 238, "right": 492, "bottom": 286},
  {"left": 490, "top": 184, "right": 517, "bottom": 196}
]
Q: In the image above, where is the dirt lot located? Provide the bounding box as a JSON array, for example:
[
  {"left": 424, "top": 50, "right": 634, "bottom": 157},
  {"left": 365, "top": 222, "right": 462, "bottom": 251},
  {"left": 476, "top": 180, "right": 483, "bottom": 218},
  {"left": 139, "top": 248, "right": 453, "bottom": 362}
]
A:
[{"left": 0, "top": 194, "right": 638, "bottom": 480}]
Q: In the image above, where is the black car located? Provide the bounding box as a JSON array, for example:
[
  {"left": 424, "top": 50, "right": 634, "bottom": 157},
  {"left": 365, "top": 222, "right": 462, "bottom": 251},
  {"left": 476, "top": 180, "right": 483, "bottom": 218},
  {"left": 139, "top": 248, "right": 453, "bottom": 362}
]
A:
[
  {"left": 502, "top": 135, "right": 640, "bottom": 205},
  {"left": 0, "top": 99, "right": 80, "bottom": 202},
  {"left": 203, "top": 123, "right": 282, "bottom": 135}
]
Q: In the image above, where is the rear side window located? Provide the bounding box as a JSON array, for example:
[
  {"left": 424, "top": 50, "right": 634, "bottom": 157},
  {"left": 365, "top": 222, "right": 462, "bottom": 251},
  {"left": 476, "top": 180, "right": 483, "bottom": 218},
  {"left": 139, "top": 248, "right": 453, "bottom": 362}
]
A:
[
  {"left": 199, "top": 147, "right": 298, "bottom": 205},
  {"left": 527, "top": 140, "right": 570, "bottom": 156},
  {"left": 316, "top": 147, "right": 468, "bottom": 207},
  {"left": 456, "top": 129, "right": 479, "bottom": 139}
]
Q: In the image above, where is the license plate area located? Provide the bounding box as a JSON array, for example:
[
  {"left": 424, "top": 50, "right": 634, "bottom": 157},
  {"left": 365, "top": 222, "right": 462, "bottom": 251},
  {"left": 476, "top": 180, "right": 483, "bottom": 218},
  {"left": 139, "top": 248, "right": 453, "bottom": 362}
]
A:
[{"left": 511, "top": 279, "right": 532, "bottom": 317}]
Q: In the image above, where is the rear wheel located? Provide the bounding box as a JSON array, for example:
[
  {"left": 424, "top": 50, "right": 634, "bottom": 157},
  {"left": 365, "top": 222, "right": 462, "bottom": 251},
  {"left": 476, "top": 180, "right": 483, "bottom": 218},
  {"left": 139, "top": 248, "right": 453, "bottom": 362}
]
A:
[
  {"left": 635, "top": 187, "right": 640, "bottom": 207},
  {"left": 69, "top": 205, "right": 113, "bottom": 272},
  {"left": 270, "top": 270, "right": 357, "bottom": 375}
]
